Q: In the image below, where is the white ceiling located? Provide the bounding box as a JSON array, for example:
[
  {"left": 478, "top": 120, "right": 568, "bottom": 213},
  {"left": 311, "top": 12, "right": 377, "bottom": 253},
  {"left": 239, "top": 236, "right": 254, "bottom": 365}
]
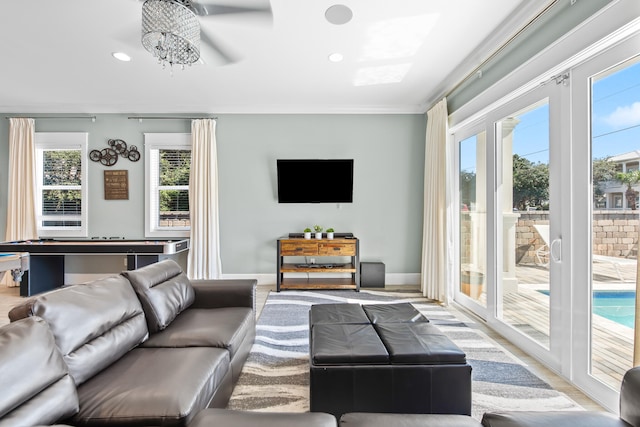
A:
[{"left": 0, "top": 0, "right": 548, "bottom": 114}]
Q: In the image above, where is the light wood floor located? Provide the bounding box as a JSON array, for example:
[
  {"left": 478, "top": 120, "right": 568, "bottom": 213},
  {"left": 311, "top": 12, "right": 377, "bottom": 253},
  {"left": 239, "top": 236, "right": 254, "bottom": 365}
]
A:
[{"left": 0, "top": 282, "right": 605, "bottom": 412}]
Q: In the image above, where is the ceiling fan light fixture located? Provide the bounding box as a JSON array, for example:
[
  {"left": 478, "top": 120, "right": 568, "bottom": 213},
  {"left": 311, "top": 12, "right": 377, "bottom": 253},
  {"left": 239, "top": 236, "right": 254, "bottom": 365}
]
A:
[{"left": 141, "top": 0, "right": 200, "bottom": 69}]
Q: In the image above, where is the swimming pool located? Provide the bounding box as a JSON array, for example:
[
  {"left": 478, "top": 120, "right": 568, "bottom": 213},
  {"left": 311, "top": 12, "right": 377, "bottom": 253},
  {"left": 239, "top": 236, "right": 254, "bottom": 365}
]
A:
[
  {"left": 539, "top": 290, "right": 635, "bottom": 328},
  {"left": 592, "top": 290, "right": 635, "bottom": 328}
]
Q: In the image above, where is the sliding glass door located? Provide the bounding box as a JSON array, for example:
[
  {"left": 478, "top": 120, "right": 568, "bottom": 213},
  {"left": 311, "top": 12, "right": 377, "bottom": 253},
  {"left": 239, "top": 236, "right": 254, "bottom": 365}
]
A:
[
  {"left": 572, "top": 35, "right": 640, "bottom": 409},
  {"left": 454, "top": 79, "right": 566, "bottom": 369},
  {"left": 459, "top": 129, "right": 487, "bottom": 308},
  {"left": 452, "top": 23, "right": 640, "bottom": 412},
  {"left": 495, "top": 99, "right": 553, "bottom": 350}
]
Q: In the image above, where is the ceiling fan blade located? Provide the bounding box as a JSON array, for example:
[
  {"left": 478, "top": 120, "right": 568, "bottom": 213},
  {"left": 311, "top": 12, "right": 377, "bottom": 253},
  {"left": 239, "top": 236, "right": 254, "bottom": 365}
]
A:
[
  {"left": 190, "top": 2, "right": 272, "bottom": 18},
  {"left": 199, "top": 29, "right": 241, "bottom": 65}
]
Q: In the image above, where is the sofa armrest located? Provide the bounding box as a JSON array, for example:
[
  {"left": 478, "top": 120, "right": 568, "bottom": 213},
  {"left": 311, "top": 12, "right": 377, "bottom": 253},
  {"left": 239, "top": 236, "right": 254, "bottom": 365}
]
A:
[
  {"left": 190, "top": 279, "right": 257, "bottom": 312},
  {"left": 621, "top": 366, "right": 640, "bottom": 427}
]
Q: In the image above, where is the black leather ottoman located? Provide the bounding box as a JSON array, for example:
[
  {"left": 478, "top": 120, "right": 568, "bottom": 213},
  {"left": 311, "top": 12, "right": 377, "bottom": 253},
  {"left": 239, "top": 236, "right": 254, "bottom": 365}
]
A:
[{"left": 309, "top": 303, "right": 472, "bottom": 418}]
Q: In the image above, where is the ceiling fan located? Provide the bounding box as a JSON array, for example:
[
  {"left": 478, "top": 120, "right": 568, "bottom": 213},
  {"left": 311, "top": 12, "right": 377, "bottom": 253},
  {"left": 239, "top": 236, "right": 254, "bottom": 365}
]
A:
[{"left": 141, "top": 0, "right": 272, "bottom": 67}]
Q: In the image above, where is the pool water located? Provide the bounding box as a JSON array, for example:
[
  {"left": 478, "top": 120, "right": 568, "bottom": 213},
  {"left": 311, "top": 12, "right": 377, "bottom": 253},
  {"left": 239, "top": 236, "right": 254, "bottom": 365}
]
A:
[
  {"left": 538, "top": 290, "right": 635, "bottom": 328},
  {"left": 592, "top": 291, "right": 635, "bottom": 329}
]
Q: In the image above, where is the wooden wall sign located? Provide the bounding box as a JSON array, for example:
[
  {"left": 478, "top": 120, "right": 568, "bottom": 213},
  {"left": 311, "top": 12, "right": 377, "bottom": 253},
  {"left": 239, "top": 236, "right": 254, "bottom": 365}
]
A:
[{"left": 104, "top": 170, "right": 129, "bottom": 200}]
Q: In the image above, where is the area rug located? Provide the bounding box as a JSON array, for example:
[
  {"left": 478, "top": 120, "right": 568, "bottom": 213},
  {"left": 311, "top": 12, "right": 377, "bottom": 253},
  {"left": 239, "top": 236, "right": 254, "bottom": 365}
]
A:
[{"left": 227, "top": 289, "right": 582, "bottom": 419}]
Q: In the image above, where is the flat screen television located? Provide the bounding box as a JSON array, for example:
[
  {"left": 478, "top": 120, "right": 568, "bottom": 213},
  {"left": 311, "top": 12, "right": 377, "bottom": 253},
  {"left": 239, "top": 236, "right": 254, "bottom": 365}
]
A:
[{"left": 277, "top": 159, "right": 353, "bottom": 203}]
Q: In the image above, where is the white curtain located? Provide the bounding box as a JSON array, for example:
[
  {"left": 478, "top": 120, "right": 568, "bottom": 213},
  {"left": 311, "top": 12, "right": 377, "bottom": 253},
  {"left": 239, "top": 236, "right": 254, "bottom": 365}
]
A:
[
  {"left": 421, "top": 98, "right": 449, "bottom": 303},
  {"left": 2, "top": 118, "right": 38, "bottom": 287},
  {"left": 187, "top": 119, "right": 222, "bottom": 279}
]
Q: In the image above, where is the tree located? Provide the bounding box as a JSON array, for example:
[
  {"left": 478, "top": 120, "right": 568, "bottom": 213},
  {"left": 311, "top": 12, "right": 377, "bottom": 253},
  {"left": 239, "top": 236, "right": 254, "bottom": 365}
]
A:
[
  {"left": 615, "top": 170, "right": 640, "bottom": 210},
  {"left": 159, "top": 149, "right": 191, "bottom": 214},
  {"left": 592, "top": 157, "right": 620, "bottom": 206},
  {"left": 42, "top": 150, "right": 82, "bottom": 215},
  {"left": 512, "top": 154, "right": 549, "bottom": 211},
  {"left": 459, "top": 171, "right": 476, "bottom": 209}
]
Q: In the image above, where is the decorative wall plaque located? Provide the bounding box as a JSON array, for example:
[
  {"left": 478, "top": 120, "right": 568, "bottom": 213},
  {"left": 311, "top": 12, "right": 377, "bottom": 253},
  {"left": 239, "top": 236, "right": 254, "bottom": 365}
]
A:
[
  {"left": 90, "top": 139, "right": 141, "bottom": 166},
  {"left": 104, "top": 170, "right": 129, "bottom": 200}
]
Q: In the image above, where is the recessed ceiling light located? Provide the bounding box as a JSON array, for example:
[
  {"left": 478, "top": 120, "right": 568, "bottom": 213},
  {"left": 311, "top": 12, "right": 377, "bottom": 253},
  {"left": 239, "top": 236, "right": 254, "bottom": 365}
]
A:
[
  {"left": 112, "top": 52, "right": 131, "bottom": 62},
  {"left": 325, "top": 4, "right": 353, "bottom": 25},
  {"left": 328, "top": 53, "right": 344, "bottom": 63}
]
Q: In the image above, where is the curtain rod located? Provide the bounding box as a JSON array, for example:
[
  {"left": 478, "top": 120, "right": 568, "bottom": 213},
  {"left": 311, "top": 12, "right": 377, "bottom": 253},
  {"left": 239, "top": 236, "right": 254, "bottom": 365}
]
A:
[
  {"left": 5, "top": 115, "right": 96, "bottom": 121},
  {"left": 444, "top": 0, "right": 559, "bottom": 99},
  {"left": 127, "top": 116, "right": 218, "bottom": 121}
]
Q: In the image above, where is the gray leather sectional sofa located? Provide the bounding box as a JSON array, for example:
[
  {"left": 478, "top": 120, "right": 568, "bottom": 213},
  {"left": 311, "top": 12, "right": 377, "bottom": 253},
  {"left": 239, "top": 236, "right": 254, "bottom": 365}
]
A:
[{"left": 4, "top": 259, "right": 257, "bottom": 427}]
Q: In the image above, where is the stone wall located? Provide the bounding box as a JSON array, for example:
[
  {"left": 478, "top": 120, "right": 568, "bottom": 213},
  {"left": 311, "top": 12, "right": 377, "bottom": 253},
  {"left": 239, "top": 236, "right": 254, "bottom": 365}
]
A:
[
  {"left": 591, "top": 211, "right": 639, "bottom": 258},
  {"left": 462, "top": 211, "right": 639, "bottom": 267},
  {"left": 517, "top": 211, "right": 639, "bottom": 264}
]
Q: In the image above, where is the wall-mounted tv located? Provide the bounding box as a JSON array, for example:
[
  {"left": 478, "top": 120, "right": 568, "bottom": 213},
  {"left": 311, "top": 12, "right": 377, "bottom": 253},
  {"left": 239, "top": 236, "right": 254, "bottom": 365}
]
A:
[{"left": 277, "top": 159, "right": 354, "bottom": 203}]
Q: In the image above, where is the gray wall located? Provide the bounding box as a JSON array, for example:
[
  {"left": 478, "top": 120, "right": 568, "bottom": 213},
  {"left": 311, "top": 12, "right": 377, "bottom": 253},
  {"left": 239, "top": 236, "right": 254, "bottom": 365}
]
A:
[{"left": 0, "top": 114, "right": 426, "bottom": 275}]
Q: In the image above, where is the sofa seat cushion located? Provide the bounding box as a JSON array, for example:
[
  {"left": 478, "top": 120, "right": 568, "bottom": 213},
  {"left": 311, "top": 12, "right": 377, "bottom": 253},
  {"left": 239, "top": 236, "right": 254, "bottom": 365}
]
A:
[
  {"left": 340, "top": 413, "right": 483, "bottom": 427},
  {"left": 142, "top": 307, "right": 255, "bottom": 358},
  {"left": 0, "top": 317, "right": 79, "bottom": 426},
  {"left": 73, "top": 347, "right": 230, "bottom": 427},
  {"left": 362, "top": 303, "right": 429, "bottom": 324},
  {"left": 375, "top": 322, "right": 467, "bottom": 364},
  {"left": 481, "top": 411, "right": 629, "bottom": 427},
  {"left": 190, "top": 409, "right": 337, "bottom": 427},
  {"left": 312, "top": 324, "right": 389, "bottom": 365},
  {"left": 309, "top": 304, "right": 370, "bottom": 325},
  {"left": 122, "top": 259, "right": 195, "bottom": 333},
  {"left": 8, "top": 275, "right": 148, "bottom": 385}
]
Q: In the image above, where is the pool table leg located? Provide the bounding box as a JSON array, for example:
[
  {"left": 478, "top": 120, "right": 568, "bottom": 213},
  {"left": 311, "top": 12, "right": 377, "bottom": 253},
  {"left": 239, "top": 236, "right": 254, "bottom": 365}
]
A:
[{"left": 20, "top": 255, "right": 64, "bottom": 297}]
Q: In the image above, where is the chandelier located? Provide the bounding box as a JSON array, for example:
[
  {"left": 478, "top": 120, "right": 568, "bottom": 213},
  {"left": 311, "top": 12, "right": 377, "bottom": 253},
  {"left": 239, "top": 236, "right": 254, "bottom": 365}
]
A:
[{"left": 141, "top": 0, "right": 200, "bottom": 69}]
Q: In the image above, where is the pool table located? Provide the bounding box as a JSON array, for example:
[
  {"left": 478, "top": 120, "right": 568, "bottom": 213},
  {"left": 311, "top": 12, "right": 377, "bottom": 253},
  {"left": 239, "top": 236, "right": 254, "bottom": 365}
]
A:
[
  {"left": 0, "top": 239, "right": 189, "bottom": 296},
  {"left": 0, "top": 252, "right": 29, "bottom": 283}
]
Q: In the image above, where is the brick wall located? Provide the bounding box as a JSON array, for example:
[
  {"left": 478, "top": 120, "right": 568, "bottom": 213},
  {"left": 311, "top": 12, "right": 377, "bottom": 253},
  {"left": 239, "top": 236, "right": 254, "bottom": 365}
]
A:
[
  {"left": 462, "top": 211, "right": 639, "bottom": 266},
  {"left": 517, "top": 211, "right": 638, "bottom": 264}
]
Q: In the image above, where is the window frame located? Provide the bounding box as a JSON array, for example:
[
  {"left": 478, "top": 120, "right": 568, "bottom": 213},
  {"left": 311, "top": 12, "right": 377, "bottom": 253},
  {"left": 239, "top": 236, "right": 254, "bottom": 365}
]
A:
[
  {"left": 35, "top": 132, "right": 88, "bottom": 238},
  {"left": 144, "top": 133, "right": 191, "bottom": 238}
]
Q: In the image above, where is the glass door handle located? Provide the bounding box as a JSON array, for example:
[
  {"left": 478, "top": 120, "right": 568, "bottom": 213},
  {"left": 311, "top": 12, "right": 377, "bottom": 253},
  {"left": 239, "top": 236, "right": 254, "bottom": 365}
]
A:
[{"left": 550, "top": 238, "right": 562, "bottom": 263}]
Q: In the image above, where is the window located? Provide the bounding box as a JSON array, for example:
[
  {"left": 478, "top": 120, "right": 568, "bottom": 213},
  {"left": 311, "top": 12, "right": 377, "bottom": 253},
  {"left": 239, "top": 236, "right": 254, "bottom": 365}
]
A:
[
  {"left": 145, "top": 133, "right": 191, "bottom": 238},
  {"left": 35, "top": 133, "right": 88, "bottom": 237}
]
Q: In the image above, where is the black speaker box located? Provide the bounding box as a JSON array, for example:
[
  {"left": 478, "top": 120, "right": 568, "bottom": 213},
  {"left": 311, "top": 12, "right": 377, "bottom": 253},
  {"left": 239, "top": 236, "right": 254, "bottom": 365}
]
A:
[{"left": 360, "top": 262, "right": 385, "bottom": 288}]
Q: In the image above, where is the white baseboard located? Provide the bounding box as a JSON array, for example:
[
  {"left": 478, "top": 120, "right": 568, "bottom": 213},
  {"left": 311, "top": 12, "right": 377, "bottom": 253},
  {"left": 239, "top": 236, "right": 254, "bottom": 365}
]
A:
[
  {"left": 384, "top": 273, "right": 421, "bottom": 286},
  {"left": 63, "top": 272, "right": 421, "bottom": 288},
  {"left": 219, "top": 273, "right": 421, "bottom": 287}
]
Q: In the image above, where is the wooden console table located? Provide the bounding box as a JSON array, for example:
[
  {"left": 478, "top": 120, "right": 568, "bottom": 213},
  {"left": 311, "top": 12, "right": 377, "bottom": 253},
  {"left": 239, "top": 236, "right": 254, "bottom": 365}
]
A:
[{"left": 276, "top": 236, "right": 360, "bottom": 291}]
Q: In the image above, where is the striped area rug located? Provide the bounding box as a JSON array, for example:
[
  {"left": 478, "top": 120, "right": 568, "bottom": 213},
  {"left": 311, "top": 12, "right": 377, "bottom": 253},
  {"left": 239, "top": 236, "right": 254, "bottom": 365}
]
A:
[{"left": 227, "top": 289, "right": 582, "bottom": 419}]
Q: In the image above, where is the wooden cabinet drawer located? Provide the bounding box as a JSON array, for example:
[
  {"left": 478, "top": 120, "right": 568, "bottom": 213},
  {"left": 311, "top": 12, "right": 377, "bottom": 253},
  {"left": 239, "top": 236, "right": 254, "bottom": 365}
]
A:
[
  {"left": 318, "top": 243, "right": 356, "bottom": 256},
  {"left": 281, "top": 242, "right": 319, "bottom": 256}
]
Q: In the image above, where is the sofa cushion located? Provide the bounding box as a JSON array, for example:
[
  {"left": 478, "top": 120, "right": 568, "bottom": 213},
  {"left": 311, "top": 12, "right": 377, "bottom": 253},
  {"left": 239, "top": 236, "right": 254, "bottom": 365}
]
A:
[
  {"left": 0, "top": 317, "right": 79, "bottom": 426},
  {"left": 10, "top": 275, "right": 148, "bottom": 385},
  {"left": 142, "top": 307, "right": 254, "bottom": 358},
  {"left": 340, "top": 413, "right": 483, "bottom": 427},
  {"left": 122, "top": 259, "right": 195, "bottom": 333},
  {"left": 480, "top": 411, "right": 626, "bottom": 427},
  {"left": 190, "top": 408, "right": 337, "bottom": 427},
  {"left": 73, "top": 347, "right": 230, "bottom": 427}
]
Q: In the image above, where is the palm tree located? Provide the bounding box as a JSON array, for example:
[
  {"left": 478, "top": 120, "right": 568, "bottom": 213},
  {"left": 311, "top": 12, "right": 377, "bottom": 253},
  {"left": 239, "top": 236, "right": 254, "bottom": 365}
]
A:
[{"left": 616, "top": 170, "right": 640, "bottom": 210}]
